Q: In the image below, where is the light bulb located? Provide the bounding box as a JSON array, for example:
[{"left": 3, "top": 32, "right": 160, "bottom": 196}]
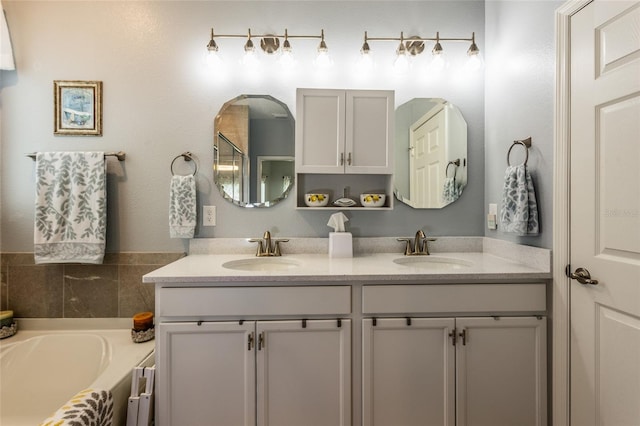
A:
[
  {"left": 465, "top": 52, "right": 484, "bottom": 72},
  {"left": 393, "top": 51, "right": 409, "bottom": 74}
]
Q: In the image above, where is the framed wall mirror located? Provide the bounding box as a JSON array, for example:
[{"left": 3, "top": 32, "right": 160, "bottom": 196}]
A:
[
  {"left": 394, "top": 98, "right": 467, "bottom": 209},
  {"left": 214, "top": 95, "right": 295, "bottom": 207}
]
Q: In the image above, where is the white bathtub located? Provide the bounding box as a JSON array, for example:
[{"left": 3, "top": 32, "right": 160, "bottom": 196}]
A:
[{"left": 0, "top": 318, "right": 155, "bottom": 426}]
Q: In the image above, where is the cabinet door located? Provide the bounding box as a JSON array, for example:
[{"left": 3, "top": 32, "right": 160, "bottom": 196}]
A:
[
  {"left": 157, "top": 321, "right": 256, "bottom": 426},
  {"left": 295, "top": 89, "right": 346, "bottom": 173},
  {"left": 345, "top": 90, "right": 394, "bottom": 174},
  {"left": 256, "top": 319, "right": 351, "bottom": 426},
  {"left": 456, "top": 317, "right": 547, "bottom": 426},
  {"left": 362, "top": 318, "right": 456, "bottom": 426}
]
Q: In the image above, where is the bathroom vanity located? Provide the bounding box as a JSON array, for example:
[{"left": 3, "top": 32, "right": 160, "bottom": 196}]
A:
[{"left": 144, "top": 237, "right": 550, "bottom": 426}]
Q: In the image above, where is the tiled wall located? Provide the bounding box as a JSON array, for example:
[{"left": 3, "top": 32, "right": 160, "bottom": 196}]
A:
[{"left": 0, "top": 253, "right": 184, "bottom": 318}]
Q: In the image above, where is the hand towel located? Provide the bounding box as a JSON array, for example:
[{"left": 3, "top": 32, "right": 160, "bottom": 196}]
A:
[
  {"left": 169, "top": 175, "right": 196, "bottom": 238},
  {"left": 40, "top": 388, "right": 114, "bottom": 426},
  {"left": 34, "top": 152, "right": 106, "bottom": 264},
  {"left": 500, "top": 164, "right": 539, "bottom": 235},
  {"left": 442, "top": 177, "right": 461, "bottom": 204}
]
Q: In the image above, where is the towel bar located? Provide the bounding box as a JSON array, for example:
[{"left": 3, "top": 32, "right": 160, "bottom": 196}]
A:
[
  {"left": 170, "top": 152, "right": 198, "bottom": 176},
  {"left": 27, "top": 151, "right": 126, "bottom": 161}
]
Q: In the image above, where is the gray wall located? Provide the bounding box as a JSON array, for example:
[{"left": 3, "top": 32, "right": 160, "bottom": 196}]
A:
[
  {"left": 1, "top": 1, "right": 565, "bottom": 254},
  {"left": 484, "top": 0, "right": 562, "bottom": 249}
]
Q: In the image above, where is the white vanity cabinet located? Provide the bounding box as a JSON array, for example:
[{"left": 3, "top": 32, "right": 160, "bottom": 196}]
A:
[
  {"left": 295, "top": 88, "right": 394, "bottom": 174},
  {"left": 361, "top": 284, "right": 547, "bottom": 426},
  {"left": 155, "top": 285, "right": 352, "bottom": 426},
  {"left": 362, "top": 316, "right": 546, "bottom": 426}
]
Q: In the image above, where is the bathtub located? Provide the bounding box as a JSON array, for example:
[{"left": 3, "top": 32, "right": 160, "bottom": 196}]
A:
[{"left": 0, "top": 318, "right": 155, "bottom": 426}]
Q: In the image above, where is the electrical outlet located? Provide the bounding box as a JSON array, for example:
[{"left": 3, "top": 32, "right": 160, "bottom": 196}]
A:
[
  {"left": 203, "top": 206, "right": 216, "bottom": 226},
  {"left": 488, "top": 203, "right": 498, "bottom": 230}
]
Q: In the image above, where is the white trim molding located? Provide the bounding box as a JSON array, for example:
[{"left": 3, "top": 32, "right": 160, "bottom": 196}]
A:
[{"left": 553, "top": 1, "right": 592, "bottom": 426}]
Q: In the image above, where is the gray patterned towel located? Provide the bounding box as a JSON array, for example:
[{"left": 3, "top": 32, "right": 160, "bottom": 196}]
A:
[
  {"left": 442, "top": 177, "right": 462, "bottom": 204},
  {"left": 34, "top": 152, "right": 106, "bottom": 264},
  {"left": 169, "top": 175, "right": 196, "bottom": 238},
  {"left": 40, "top": 388, "right": 114, "bottom": 426},
  {"left": 500, "top": 164, "right": 539, "bottom": 235}
]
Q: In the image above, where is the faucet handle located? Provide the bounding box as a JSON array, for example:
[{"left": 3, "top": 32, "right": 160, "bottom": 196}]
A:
[
  {"left": 249, "top": 238, "right": 265, "bottom": 256},
  {"left": 397, "top": 238, "right": 413, "bottom": 256},
  {"left": 272, "top": 239, "right": 289, "bottom": 256},
  {"left": 421, "top": 237, "right": 437, "bottom": 255}
]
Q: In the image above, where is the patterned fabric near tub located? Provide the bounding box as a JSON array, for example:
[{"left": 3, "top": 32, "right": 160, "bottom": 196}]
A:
[
  {"left": 40, "top": 388, "right": 114, "bottom": 426},
  {"left": 169, "top": 175, "right": 196, "bottom": 238},
  {"left": 499, "top": 164, "right": 539, "bottom": 235},
  {"left": 34, "top": 152, "right": 106, "bottom": 264}
]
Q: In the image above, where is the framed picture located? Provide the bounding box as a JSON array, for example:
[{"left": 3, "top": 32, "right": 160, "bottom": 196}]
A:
[{"left": 54, "top": 80, "right": 102, "bottom": 136}]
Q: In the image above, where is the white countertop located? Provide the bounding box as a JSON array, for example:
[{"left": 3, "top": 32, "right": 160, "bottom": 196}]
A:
[{"left": 143, "top": 239, "right": 551, "bottom": 284}]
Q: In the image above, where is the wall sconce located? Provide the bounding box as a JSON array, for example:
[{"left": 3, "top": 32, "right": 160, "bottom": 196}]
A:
[
  {"left": 360, "top": 30, "right": 483, "bottom": 73},
  {"left": 206, "top": 28, "right": 330, "bottom": 69}
]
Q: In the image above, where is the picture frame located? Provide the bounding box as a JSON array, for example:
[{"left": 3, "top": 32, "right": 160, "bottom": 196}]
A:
[{"left": 54, "top": 80, "right": 102, "bottom": 136}]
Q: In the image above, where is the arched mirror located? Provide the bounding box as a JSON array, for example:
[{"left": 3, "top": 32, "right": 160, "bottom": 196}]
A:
[
  {"left": 394, "top": 98, "right": 467, "bottom": 209},
  {"left": 214, "top": 95, "right": 295, "bottom": 207}
]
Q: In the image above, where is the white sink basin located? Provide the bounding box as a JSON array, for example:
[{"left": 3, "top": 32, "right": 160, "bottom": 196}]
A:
[
  {"left": 392, "top": 256, "right": 472, "bottom": 270},
  {"left": 222, "top": 257, "right": 300, "bottom": 272}
]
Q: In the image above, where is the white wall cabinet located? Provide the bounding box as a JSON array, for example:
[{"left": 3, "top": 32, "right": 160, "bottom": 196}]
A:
[
  {"left": 295, "top": 88, "right": 394, "bottom": 209},
  {"left": 158, "top": 319, "right": 351, "bottom": 426},
  {"left": 295, "top": 89, "right": 394, "bottom": 174},
  {"left": 362, "top": 316, "right": 547, "bottom": 426}
]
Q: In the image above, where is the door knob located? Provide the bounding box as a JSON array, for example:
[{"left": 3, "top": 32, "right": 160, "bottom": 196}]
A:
[{"left": 569, "top": 267, "right": 599, "bottom": 285}]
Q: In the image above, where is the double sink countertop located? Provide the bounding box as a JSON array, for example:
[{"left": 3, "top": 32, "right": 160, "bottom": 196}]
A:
[{"left": 143, "top": 237, "right": 551, "bottom": 284}]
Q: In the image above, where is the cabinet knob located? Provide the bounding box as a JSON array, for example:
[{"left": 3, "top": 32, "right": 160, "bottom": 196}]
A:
[{"left": 340, "top": 152, "right": 344, "bottom": 166}]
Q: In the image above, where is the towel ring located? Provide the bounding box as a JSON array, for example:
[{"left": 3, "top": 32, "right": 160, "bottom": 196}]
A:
[
  {"left": 507, "top": 137, "right": 532, "bottom": 166},
  {"left": 171, "top": 152, "right": 198, "bottom": 176},
  {"left": 446, "top": 158, "right": 461, "bottom": 179}
]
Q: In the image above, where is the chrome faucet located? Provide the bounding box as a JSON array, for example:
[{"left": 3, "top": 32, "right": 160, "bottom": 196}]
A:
[
  {"left": 249, "top": 231, "right": 289, "bottom": 257},
  {"left": 397, "top": 230, "right": 437, "bottom": 255}
]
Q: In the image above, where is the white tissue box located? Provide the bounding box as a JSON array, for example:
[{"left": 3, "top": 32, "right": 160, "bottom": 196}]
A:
[{"left": 329, "top": 232, "right": 352, "bottom": 258}]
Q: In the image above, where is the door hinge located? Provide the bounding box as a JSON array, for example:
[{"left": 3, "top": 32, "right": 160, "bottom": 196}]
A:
[{"left": 449, "top": 327, "right": 457, "bottom": 346}]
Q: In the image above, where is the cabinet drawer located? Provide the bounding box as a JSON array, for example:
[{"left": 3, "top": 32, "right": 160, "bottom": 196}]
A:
[
  {"left": 362, "top": 283, "right": 546, "bottom": 314},
  {"left": 158, "top": 286, "right": 351, "bottom": 317}
]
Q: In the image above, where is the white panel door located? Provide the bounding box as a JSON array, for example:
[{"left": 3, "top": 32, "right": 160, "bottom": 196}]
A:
[
  {"left": 157, "top": 321, "right": 255, "bottom": 426},
  {"left": 256, "top": 319, "right": 351, "bottom": 426},
  {"left": 456, "top": 317, "right": 547, "bottom": 426},
  {"left": 362, "top": 318, "right": 455, "bottom": 426},
  {"left": 345, "top": 90, "right": 394, "bottom": 174},
  {"left": 570, "top": 2, "right": 640, "bottom": 425}
]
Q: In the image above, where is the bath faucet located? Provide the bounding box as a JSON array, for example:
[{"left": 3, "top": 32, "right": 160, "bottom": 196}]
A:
[
  {"left": 249, "top": 231, "right": 289, "bottom": 257},
  {"left": 397, "top": 230, "right": 437, "bottom": 256}
]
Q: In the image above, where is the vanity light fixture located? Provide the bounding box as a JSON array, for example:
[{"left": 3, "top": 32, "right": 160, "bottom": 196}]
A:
[
  {"left": 206, "top": 27, "right": 329, "bottom": 67},
  {"left": 361, "top": 30, "right": 483, "bottom": 72}
]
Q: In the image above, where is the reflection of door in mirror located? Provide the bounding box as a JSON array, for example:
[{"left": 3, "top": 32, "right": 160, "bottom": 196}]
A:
[
  {"left": 257, "top": 156, "right": 294, "bottom": 204},
  {"left": 394, "top": 98, "right": 467, "bottom": 209},
  {"left": 214, "top": 95, "right": 295, "bottom": 208},
  {"left": 410, "top": 109, "right": 447, "bottom": 208}
]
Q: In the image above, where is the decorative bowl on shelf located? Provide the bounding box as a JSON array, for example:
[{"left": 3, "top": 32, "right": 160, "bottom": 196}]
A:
[
  {"left": 360, "top": 193, "right": 386, "bottom": 208},
  {"left": 304, "top": 193, "right": 330, "bottom": 207}
]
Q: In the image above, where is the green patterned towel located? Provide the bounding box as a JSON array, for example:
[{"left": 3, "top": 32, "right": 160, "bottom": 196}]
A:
[
  {"left": 169, "top": 175, "right": 196, "bottom": 238},
  {"left": 34, "top": 152, "right": 106, "bottom": 264}
]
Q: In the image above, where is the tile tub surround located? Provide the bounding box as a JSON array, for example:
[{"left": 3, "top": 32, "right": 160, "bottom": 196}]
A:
[{"left": 0, "top": 253, "right": 184, "bottom": 318}]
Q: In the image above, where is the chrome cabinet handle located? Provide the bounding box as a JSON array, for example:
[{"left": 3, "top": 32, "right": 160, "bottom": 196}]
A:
[
  {"left": 340, "top": 153, "right": 344, "bottom": 166},
  {"left": 569, "top": 267, "right": 599, "bottom": 285},
  {"left": 347, "top": 152, "right": 352, "bottom": 165}
]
